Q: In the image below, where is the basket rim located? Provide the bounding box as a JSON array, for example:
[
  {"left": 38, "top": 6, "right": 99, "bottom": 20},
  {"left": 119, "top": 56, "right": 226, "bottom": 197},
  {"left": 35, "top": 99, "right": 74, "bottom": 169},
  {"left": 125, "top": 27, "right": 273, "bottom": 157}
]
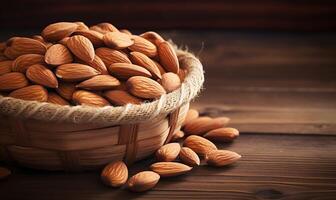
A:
[{"left": 0, "top": 49, "right": 204, "bottom": 125}]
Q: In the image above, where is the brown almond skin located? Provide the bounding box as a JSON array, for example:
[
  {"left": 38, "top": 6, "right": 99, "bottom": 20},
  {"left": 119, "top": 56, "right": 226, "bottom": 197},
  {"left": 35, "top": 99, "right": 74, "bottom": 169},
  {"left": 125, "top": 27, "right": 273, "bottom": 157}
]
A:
[
  {"left": 9, "top": 85, "right": 48, "bottom": 102},
  {"left": 156, "top": 143, "right": 181, "bottom": 162},
  {"left": 183, "top": 135, "right": 217, "bottom": 156},
  {"left": 108, "top": 63, "right": 152, "bottom": 80},
  {"left": 0, "top": 60, "right": 12, "bottom": 75},
  {"left": 56, "top": 63, "right": 100, "bottom": 82},
  {"left": 171, "top": 130, "right": 185, "bottom": 142},
  {"left": 128, "top": 35, "right": 157, "bottom": 57},
  {"left": 158, "top": 41, "right": 179, "bottom": 73},
  {"left": 96, "top": 47, "right": 131, "bottom": 66},
  {"left": 0, "top": 167, "right": 11, "bottom": 179},
  {"left": 76, "top": 75, "right": 121, "bottom": 90},
  {"left": 42, "top": 22, "right": 78, "bottom": 42},
  {"left": 104, "top": 90, "right": 142, "bottom": 106},
  {"left": 72, "top": 30, "right": 104, "bottom": 47},
  {"left": 184, "top": 117, "right": 230, "bottom": 136},
  {"left": 95, "top": 22, "right": 119, "bottom": 32},
  {"left": 86, "top": 55, "right": 109, "bottom": 75},
  {"left": 101, "top": 161, "right": 128, "bottom": 187},
  {"left": 0, "top": 72, "right": 29, "bottom": 91},
  {"left": 179, "top": 147, "right": 200, "bottom": 166},
  {"left": 56, "top": 82, "right": 76, "bottom": 100},
  {"left": 160, "top": 72, "right": 181, "bottom": 93},
  {"left": 12, "top": 54, "right": 45, "bottom": 73},
  {"left": 103, "top": 32, "right": 134, "bottom": 49},
  {"left": 72, "top": 90, "right": 110, "bottom": 107},
  {"left": 140, "top": 31, "right": 165, "bottom": 46},
  {"left": 47, "top": 92, "right": 70, "bottom": 105},
  {"left": 127, "top": 171, "right": 160, "bottom": 192},
  {"left": 206, "top": 150, "right": 242, "bottom": 167},
  {"left": 5, "top": 37, "right": 47, "bottom": 59},
  {"left": 126, "top": 76, "right": 166, "bottom": 99},
  {"left": 204, "top": 127, "right": 239, "bottom": 142},
  {"left": 67, "top": 35, "right": 95, "bottom": 63},
  {"left": 130, "top": 51, "right": 162, "bottom": 79},
  {"left": 150, "top": 162, "right": 192, "bottom": 177},
  {"left": 182, "top": 109, "right": 199, "bottom": 127},
  {"left": 45, "top": 44, "right": 73, "bottom": 65},
  {"left": 26, "top": 64, "right": 58, "bottom": 88}
]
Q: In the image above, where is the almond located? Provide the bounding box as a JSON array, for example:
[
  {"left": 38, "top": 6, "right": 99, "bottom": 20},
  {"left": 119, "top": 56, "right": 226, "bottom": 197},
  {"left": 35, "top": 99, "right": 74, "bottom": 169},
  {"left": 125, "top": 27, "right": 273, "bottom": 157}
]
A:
[
  {"left": 26, "top": 64, "right": 58, "bottom": 88},
  {"left": 171, "top": 130, "right": 185, "bottom": 142},
  {"left": 129, "top": 35, "right": 157, "bottom": 57},
  {"left": 183, "top": 135, "right": 217, "bottom": 156},
  {"left": 160, "top": 72, "right": 181, "bottom": 93},
  {"left": 206, "top": 150, "right": 241, "bottom": 167},
  {"left": 184, "top": 117, "right": 230, "bottom": 136},
  {"left": 96, "top": 47, "right": 131, "bottom": 66},
  {"left": 76, "top": 75, "right": 120, "bottom": 90},
  {"left": 182, "top": 109, "right": 199, "bottom": 126},
  {"left": 204, "top": 127, "right": 239, "bottom": 142},
  {"left": 0, "top": 167, "right": 11, "bottom": 179},
  {"left": 153, "top": 60, "right": 166, "bottom": 75},
  {"left": 5, "top": 37, "right": 46, "bottom": 59},
  {"left": 67, "top": 35, "right": 95, "bottom": 62},
  {"left": 47, "top": 92, "right": 70, "bottom": 105},
  {"left": 101, "top": 161, "right": 128, "bottom": 187},
  {"left": 12, "top": 54, "right": 45, "bottom": 72},
  {"left": 74, "top": 22, "right": 89, "bottom": 31},
  {"left": 127, "top": 171, "right": 160, "bottom": 192},
  {"left": 72, "top": 30, "right": 104, "bottom": 47},
  {"left": 158, "top": 41, "right": 179, "bottom": 73},
  {"left": 95, "top": 23, "right": 119, "bottom": 33},
  {"left": 56, "top": 82, "right": 76, "bottom": 100},
  {"left": 120, "top": 29, "right": 132, "bottom": 35},
  {"left": 179, "top": 147, "right": 200, "bottom": 166},
  {"left": 130, "top": 51, "right": 162, "bottom": 79},
  {"left": 0, "top": 72, "right": 29, "bottom": 91},
  {"left": 104, "top": 90, "right": 142, "bottom": 106},
  {"left": 86, "top": 55, "right": 108, "bottom": 75},
  {"left": 9, "top": 85, "right": 48, "bottom": 102},
  {"left": 109, "top": 63, "right": 152, "bottom": 79},
  {"left": 103, "top": 32, "right": 134, "bottom": 49},
  {"left": 72, "top": 90, "right": 110, "bottom": 107},
  {"left": 126, "top": 76, "right": 166, "bottom": 99},
  {"left": 56, "top": 63, "right": 100, "bottom": 82},
  {"left": 140, "top": 31, "right": 165, "bottom": 46},
  {"left": 150, "top": 162, "right": 192, "bottom": 177},
  {"left": 0, "top": 60, "right": 12, "bottom": 75},
  {"left": 58, "top": 37, "right": 70, "bottom": 45},
  {"left": 156, "top": 143, "right": 181, "bottom": 162},
  {"left": 45, "top": 44, "right": 73, "bottom": 65},
  {"left": 42, "top": 22, "right": 78, "bottom": 42}
]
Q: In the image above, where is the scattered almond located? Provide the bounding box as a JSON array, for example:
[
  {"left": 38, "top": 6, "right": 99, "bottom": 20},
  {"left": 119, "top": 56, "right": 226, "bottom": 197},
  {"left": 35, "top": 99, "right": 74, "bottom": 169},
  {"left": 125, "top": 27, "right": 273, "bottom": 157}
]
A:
[
  {"left": 72, "top": 90, "right": 110, "bottom": 107},
  {"left": 76, "top": 75, "right": 120, "bottom": 90},
  {"left": 183, "top": 135, "right": 217, "bottom": 156},
  {"left": 206, "top": 150, "right": 241, "bottom": 167},
  {"left": 45, "top": 44, "right": 73, "bottom": 65},
  {"left": 179, "top": 147, "right": 200, "bottom": 166},
  {"left": 104, "top": 90, "right": 142, "bottom": 106},
  {"left": 150, "top": 162, "right": 192, "bottom": 177},
  {"left": 182, "top": 109, "right": 199, "bottom": 126},
  {"left": 171, "top": 130, "right": 185, "bottom": 142},
  {"left": 204, "top": 127, "right": 239, "bottom": 142},
  {"left": 158, "top": 41, "right": 179, "bottom": 73},
  {"left": 156, "top": 143, "right": 181, "bottom": 162},
  {"left": 67, "top": 35, "right": 95, "bottom": 62},
  {"left": 127, "top": 171, "right": 160, "bottom": 192},
  {"left": 9, "top": 85, "right": 48, "bottom": 102},
  {"left": 126, "top": 76, "right": 166, "bottom": 99},
  {"left": 101, "top": 161, "right": 128, "bottom": 187},
  {"left": 160, "top": 72, "right": 181, "bottom": 93},
  {"left": 184, "top": 117, "right": 230, "bottom": 136},
  {"left": 0, "top": 72, "right": 29, "bottom": 91},
  {"left": 56, "top": 63, "right": 100, "bottom": 82}
]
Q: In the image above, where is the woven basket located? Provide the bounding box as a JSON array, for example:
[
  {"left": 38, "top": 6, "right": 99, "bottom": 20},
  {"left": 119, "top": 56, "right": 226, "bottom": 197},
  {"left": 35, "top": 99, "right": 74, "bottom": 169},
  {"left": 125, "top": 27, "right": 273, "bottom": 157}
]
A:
[{"left": 0, "top": 49, "right": 204, "bottom": 171}]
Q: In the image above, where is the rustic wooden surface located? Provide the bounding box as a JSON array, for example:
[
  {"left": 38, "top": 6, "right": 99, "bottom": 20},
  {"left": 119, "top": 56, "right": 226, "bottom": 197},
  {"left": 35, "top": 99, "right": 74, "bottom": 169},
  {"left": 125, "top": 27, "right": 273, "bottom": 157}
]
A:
[{"left": 1, "top": 31, "right": 336, "bottom": 199}]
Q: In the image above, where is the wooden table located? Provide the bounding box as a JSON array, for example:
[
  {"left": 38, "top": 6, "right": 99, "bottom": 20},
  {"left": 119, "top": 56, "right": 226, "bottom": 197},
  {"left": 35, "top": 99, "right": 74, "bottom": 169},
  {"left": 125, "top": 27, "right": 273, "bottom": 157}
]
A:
[{"left": 1, "top": 31, "right": 336, "bottom": 199}]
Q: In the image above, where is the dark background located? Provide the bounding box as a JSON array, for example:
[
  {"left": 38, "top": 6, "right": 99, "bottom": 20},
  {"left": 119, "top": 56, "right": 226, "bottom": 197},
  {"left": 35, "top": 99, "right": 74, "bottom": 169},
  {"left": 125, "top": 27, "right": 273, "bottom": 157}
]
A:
[{"left": 1, "top": 0, "right": 336, "bottom": 31}]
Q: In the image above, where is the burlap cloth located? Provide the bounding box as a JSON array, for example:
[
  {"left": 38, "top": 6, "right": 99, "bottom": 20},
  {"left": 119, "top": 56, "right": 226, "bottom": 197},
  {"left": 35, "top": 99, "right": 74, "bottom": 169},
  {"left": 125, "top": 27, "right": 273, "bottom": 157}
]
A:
[{"left": 0, "top": 49, "right": 204, "bottom": 125}]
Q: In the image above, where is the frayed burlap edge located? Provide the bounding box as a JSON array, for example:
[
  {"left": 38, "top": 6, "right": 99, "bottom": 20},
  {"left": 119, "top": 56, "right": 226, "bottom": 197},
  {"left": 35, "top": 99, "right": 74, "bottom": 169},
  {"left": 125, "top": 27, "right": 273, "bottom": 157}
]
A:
[{"left": 0, "top": 49, "right": 204, "bottom": 125}]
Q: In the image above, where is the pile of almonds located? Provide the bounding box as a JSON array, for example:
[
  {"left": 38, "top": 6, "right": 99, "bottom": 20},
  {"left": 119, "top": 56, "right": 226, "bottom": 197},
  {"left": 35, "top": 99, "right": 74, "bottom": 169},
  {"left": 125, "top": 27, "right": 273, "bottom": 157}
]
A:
[
  {"left": 0, "top": 22, "right": 186, "bottom": 106},
  {"left": 101, "top": 108, "right": 241, "bottom": 192}
]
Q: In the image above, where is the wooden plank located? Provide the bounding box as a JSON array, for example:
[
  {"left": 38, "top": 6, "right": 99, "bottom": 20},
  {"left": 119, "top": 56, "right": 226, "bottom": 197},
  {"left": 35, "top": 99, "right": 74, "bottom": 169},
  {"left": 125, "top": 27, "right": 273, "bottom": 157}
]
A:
[{"left": 1, "top": 134, "right": 335, "bottom": 199}]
